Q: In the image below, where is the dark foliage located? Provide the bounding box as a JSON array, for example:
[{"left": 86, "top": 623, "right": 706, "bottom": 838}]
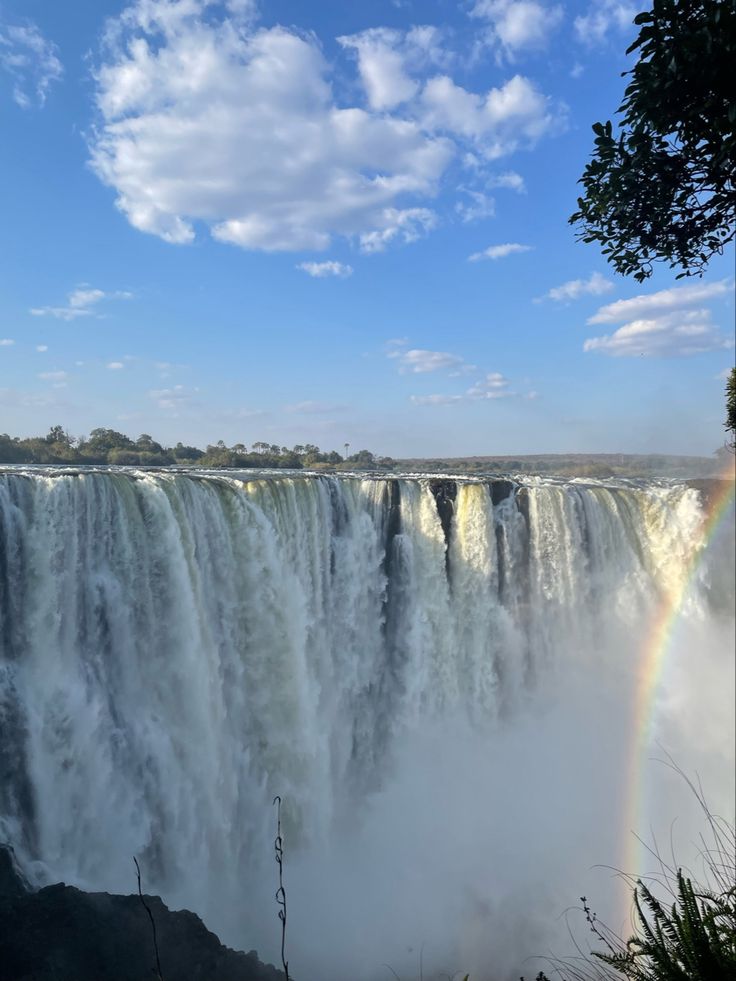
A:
[
  {"left": 0, "top": 426, "right": 389, "bottom": 469},
  {"left": 726, "top": 366, "right": 736, "bottom": 449},
  {"left": 570, "top": 0, "right": 736, "bottom": 281}
]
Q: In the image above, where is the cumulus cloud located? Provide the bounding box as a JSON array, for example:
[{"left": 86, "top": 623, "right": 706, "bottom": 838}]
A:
[
  {"left": 466, "top": 371, "right": 512, "bottom": 398},
  {"left": 584, "top": 311, "right": 733, "bottom": 358},
  {"left": 107, "top": 361, "right": 125, "bottom": 370},
  {"left": 338, "top": 26, "right": 443, "bottom": 111},
  {"left": 90, "top": 3, "right": 453, "bottom": 252},
  {"left": 419, "top": 74, "right": 562, "bottom": 159},
  {"left": 359, "top": 208, "right": 439, "bottom": 253},
  {"left": 0, "top": 338, "right": 15, "bottom": 346},
  {"left": 38, "top": 370, "right": 67, "bottom": 381},
  {"left": 297, "top": 261, "right": 353, "bottom": 279},
  {"left": 541, "top": 271, "right": 614, "bottom": 302},
  {"left": 149, "top": 384, "right": 200, "bottom": 412},
  {"left": 30, "top": 286, "right": 133, "bottom": 320},
  {"left": 584, "top": 281, "right": 734, "bottom": 357},
  {"left": 574, "top": 0, "right": 642, "bottom": 45},
  {"left": 88, "top": 1, "right": 563, "bottom": 254},
  {"left": 36, "top": 344, "right": 48, "bottom": 352},
  {"left": 0, "top": 20, "right": 62, "bottom": 108},
  {"left": 587, "top": 279, "right": 732, "bottom": 324},
  {"left": 488, "top": 170, "right": 526, "bottom": 192},
  {"left": 469, "top": 242, "right": 532, "bottom": 261},
  {"left": 470, "top": 0, "right": 564, "bottom": 59},
  {"left": 390, "top": 347, "right": 473, "bottom": 374},
  {"left": 411, "top": 370, "right": 535, "bottom": 405},
  {"left": 455, "top": 189, "right": 495, "bottom": 223}
]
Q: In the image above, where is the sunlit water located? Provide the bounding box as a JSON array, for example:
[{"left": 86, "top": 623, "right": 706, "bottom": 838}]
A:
[{"left": 0, "top": 468, "right": 733, "bottom": 980}]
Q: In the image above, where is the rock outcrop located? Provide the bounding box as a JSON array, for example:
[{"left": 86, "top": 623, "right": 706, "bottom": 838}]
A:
[{"left": 0, "top": 845, "right": 284, "bottom": 981}]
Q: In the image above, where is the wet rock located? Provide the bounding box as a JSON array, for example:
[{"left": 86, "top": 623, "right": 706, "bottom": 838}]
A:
[{"left": 0, "top": 844, "right": 283, "bottom": 981}]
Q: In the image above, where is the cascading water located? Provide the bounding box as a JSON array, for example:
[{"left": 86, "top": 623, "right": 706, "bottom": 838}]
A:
[{"left": 0, "top": 468, "right": 733, "bottom": 980}]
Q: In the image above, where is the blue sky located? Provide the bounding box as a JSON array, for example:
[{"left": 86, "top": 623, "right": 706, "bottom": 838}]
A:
[{"left": 1, "top": 0, "right": 733, "bottom": 457}]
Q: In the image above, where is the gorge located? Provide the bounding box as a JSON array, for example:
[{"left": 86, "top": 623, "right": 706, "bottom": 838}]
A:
[{"left": 0, "top": 469, "right": 733, "bottom": 980}]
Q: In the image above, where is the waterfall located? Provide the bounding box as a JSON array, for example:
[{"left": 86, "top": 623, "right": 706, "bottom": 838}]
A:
[{"left": 0, "top": 469, "right": 731, "bottom": 979}]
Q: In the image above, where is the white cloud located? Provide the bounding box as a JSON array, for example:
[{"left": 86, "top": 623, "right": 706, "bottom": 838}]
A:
[
  {"left": 91, "top": 4, "right": 454, "bottom": 253},
  {"left": 390, "top": 347, "right": 470, "bottom": 374},
  {"left": 297, "top": 261, "right": 353, "bottom": 279},
  {"left": 574, "top": 0, "right": 642, "bottom": 45},
  {"left": 585, "top": 280, "right": 733, "bottom": 357},
  {"left": 88, "top": 2, "right": 563, "bottom": 254},
  {"left": 107, "top": 361, "right": 125, "bottom": 370},
  {"left": 224, "top": 0, "right": 258, "bottom": 23},
  {"left": 0, "top": 338, "right": 15, "bottom": 346},
  {"left": 149, "top": 384, "right": 200, "bottom": 412},
  {"left": 0, "top": 20, "right": 62, "bottom": 108},
  {"left": 30, "top": 286, "right": 133, "bottom": 320},
  {"left": 488, "top": 170, "right": 526, "bottom": 192},
  {"left": 38, "top": 370, "right": 67, "bottom": 381},
  {"left": 541, "top": 271, "right": 614, "bottom": 302},
  {"left": 339, "top": 28, "right": 418, "bottom": 111},
  {"left": 411, "top": 393, "right": 464, "bottom": 405},
  {"left": 285, "top": 400, "right": 345, "bottom": 414},
  {"left": 584, "top": 310, "right": 734, "bottom": 358},
  {"left": 36, "top": 344, "right": 48, "bottom": 352},
  {"left": 466, "top": 371, "right": 511, "bottom": 398},
  {"left": 359, "top": 208, "right": 438, "bottom": 253},
  {"left": 469, "top": 242, "right": 532, "bottom": 261},
  {"left": 588, "top": 280, "right": 732, "bottom": 324},
  {"left": 410, "top": 370, "right": 535, "bottom": 405},
  {"left": 339, "top": 26, "right": 450, "bottom": 111},
  {"left": 455, "top": 189, "right": 495, "bottom": 223},
  {"left": 470, "top": 1, "right": 564, "bottom": 59},
  {"left": 419, "top": 74, "right": 562, "bottom": 159}
]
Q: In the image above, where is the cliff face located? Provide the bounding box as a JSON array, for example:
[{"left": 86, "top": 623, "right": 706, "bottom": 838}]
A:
[{"left": 0, "top": 846, "right": 283, "bottom": 981}]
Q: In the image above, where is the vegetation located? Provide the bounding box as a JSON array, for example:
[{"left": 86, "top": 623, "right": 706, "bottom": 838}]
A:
[
  {"left": 525, "top": 867, "right": 736, "bottom": 981},
  {"left": 726, "top": 366, "right": 736, "bottom": 450},
  {"left": 570, "top": 0, "right": 736, "bottom": 281},
  {"left": 522, "top": 768, "right": 736, "bottom": 981},
  {"left": 0, "top": 426, "right": 390, "bottom": 470},
  {"left": 1, "top": 428, "right": 729, "bottom": 477}
]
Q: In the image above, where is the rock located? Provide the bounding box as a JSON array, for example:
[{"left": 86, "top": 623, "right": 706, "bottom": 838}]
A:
[{"left": 0, "top": 844, "right": 283, "bottom": 981}]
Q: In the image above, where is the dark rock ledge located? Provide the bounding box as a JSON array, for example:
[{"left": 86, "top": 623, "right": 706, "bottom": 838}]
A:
[{"left": 0, "top": 845, "right": 284, "bottom": 981}]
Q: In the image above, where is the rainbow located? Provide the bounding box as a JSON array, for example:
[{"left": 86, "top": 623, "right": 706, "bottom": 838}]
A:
[{"left": 624, "top": 460, "right": 735, "bottom": 902}]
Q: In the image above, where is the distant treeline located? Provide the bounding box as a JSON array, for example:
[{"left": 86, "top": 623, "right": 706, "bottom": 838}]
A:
[
  {"left": 0, "top": 427, "right": 390, "bottom": 470},
  {"left": 1, "top": 426, "right": 728, "bottom": 478}
]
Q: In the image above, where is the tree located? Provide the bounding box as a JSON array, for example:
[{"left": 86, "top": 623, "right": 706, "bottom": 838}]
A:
[
  {"left": 570, "top": 0, "right": 736, "bottom": 282},
  {"left": 348, "top": 449, "right": 375, "bottom": 467},
  {"left": 46, "top": 425, "right": 70, "bottom": 446},
  {"left": 86, "top": 428, "right": 135, "bottom": 454},
  {"left": 136, "top": 433, "right": 164, "bottom": 454},
  {"left": 726, "top": 366, "right": 736, "bottom": 449}
]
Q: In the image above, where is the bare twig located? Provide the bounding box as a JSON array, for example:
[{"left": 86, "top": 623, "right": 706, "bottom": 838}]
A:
[
  {"left": 133, "top": 856, "right": 164, "bottom": 981},
  {"left": 273, "top": 796, "right": 291, "bottom": 981}
]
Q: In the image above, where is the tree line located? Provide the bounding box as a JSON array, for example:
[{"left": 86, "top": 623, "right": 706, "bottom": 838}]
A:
[{"left": 0, "top": 427, "right": 391, "bottom": 470}]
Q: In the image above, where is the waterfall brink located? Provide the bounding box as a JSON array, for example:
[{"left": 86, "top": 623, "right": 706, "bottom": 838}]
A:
[{"left": 0, "top": 469, "right": 732, "bottom": 980}]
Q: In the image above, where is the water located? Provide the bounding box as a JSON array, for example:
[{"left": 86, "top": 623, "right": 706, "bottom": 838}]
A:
[{"left": 0, "top": 468, "right": 733, "bottom": 979}]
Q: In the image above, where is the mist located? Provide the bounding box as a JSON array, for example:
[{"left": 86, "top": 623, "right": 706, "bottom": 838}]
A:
[{"left": 230, "top": 607, "right": 734, "bottom": 981}]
